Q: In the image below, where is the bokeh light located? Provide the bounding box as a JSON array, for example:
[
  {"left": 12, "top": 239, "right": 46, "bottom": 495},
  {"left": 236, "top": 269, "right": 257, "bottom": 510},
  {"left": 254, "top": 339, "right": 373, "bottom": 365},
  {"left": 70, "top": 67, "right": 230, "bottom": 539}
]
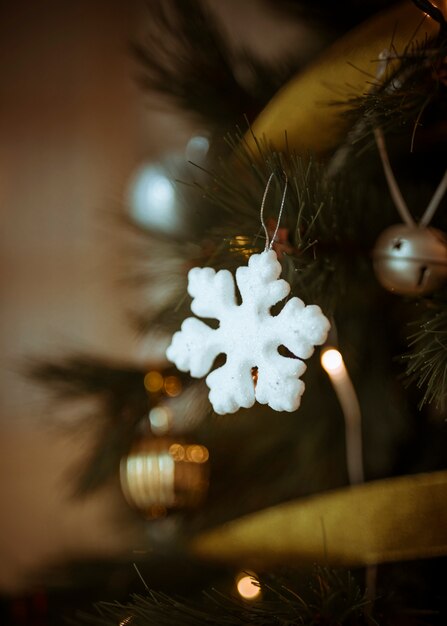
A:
[
  {"left": 149, "top": 406, "right": 172, "bottom": 435},
  {"left": 144, "top": 370, "right": 164, "bottom": 393},
  {"left": 164, "top": 375, "right": 182, "bottom": 397},
  {"left": 129, "top": 164, "right": 179, "bottom": 233},
  {"left": 185, "top": 445, "right": 209, "bottom": 464},
  {"left": 168, "top": 443, "right": 209, "bottom": 464},
  {"left": 185, "top": 135, "right": 210, "bottom": 163},
  {"left": 236, "top": 572, "right": 261, "bottom": 600},
  {"left": 169, "top": 443, "right": 186, "bottom": 462}
]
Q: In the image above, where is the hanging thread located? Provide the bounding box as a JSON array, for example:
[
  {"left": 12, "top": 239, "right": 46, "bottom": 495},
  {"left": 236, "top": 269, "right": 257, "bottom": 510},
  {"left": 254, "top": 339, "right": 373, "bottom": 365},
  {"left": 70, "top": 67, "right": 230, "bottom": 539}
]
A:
[
  {"left": 260, "top": 171, "right": 288, "bottom": 250},
  {"left": 375, "top": 126, "right": 447, "bottom": 228}
]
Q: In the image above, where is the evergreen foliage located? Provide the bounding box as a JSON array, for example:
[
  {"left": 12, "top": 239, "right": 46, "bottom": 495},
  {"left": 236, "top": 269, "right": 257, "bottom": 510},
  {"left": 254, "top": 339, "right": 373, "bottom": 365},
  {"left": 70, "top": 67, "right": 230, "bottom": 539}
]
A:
[
  {"left": 27, "top": 0, "right": 447, "bottom": 623},
  {"left": 71, "top": 568, "right": 371, "bottom": 626}
]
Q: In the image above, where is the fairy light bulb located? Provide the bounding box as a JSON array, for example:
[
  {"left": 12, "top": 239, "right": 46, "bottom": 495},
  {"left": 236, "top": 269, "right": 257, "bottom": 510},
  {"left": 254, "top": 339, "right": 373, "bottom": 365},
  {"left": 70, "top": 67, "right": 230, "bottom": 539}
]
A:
[
  {"left": 320, "top": 348, "right": 344, "bottom": 377},
  {"left": 236, "top": 572, "right": 261, "bottom": 600}
]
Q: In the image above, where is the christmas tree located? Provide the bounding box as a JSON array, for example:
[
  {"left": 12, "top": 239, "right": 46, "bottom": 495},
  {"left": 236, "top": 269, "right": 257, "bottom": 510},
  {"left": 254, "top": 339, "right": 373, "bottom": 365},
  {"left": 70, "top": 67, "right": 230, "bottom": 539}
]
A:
[{"left": 22, "top": 0, "right": 447, "bottom": 623}]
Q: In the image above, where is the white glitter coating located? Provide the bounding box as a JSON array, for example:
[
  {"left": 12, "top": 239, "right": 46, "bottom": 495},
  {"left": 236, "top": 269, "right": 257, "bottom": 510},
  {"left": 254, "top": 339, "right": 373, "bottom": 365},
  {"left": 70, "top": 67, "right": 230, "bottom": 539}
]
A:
[{"left": 166, "top": 250, "right": 330, "bottom": 415}]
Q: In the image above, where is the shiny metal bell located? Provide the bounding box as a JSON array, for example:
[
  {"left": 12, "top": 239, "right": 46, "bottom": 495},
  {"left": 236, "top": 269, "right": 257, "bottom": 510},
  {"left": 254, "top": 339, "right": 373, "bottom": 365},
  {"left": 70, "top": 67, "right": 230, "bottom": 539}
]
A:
[{"left": 373, "top": 224, "right": 447, "bottom": 295}]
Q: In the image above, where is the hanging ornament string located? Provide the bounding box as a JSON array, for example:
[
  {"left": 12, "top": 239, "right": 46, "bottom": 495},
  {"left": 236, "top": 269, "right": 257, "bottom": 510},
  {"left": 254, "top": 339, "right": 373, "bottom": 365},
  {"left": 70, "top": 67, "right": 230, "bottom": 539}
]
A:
[
  {"left": 372, "top": 49, "right": 447, "bottom": 228},
  {"left": 328, "top": 42, "right": 440, "bottom": 179},
  {"left": 420, "top": 169, "right": 447, "bottom": 227},
  {"left": 374, "top": 126, "right": 447, "bottom": 228},
  {"left": 260, "top": 171, "right": 288, "bottom": 250},
  {"left": 374, "top": 128, "right": 415, "bottom": 227}
]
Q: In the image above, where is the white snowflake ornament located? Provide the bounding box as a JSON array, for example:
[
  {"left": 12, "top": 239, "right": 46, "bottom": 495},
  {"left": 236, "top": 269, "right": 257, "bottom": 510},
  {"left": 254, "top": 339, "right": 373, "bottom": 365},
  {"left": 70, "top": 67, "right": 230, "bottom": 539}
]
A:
[{"left": 166, "top": 250, "right": 330, "bottom": 415}]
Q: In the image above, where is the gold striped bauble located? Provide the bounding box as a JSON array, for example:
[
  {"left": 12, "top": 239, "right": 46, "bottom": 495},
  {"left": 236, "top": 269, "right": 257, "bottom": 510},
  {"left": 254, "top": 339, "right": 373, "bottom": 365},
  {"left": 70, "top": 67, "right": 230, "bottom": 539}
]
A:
[{"left": 120, "top": 435, "right": 209, "bottom": 518}]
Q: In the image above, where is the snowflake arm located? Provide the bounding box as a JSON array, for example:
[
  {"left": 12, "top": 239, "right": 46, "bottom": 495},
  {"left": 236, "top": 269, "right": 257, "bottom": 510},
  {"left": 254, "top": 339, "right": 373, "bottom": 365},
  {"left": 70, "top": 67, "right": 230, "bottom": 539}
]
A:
[
  {"left": 236, "top": 250, "right": 290, "bottom": 309},
  {"left": 255, "top": 351, "right": 307, "bottom": 412},
  {"left": 188, "top": 267, "right": 236, "bottom": 318},
  {"left": 166, "top": 318, "right": 221, "bottom": 378},
  {"left": 166, "top": 266, "right": 237, "bottom": 377},
  {"left": 206, "top": 356, "right": 256, "bottom": 415},
  {"left": 274, "top": 297, "right": 331, "bottom": 360}
]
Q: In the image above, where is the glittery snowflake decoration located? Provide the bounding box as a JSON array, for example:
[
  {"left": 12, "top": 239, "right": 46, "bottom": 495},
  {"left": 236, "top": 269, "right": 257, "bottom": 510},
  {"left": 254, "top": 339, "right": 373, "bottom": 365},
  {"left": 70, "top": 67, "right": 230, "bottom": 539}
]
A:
[{"left": 166, "top": 250, "right": 330, "bottom": 415}]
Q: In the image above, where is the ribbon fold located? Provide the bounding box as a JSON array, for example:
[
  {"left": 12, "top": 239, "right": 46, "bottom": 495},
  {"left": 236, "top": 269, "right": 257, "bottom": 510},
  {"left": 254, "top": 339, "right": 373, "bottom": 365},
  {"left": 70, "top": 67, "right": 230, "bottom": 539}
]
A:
[
  {"left": 192, "top": 471, "right": 447, "bottom": 567},
  {"left": 248, "top": 2, "right": 437, "bottom": 155}
]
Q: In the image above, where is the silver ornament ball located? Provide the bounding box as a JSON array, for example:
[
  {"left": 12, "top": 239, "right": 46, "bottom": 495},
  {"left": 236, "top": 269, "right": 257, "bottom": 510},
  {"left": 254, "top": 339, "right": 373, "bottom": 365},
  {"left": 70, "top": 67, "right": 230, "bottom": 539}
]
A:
[{"left": 373, "top": 224, "right": 447, "bottom": 295}]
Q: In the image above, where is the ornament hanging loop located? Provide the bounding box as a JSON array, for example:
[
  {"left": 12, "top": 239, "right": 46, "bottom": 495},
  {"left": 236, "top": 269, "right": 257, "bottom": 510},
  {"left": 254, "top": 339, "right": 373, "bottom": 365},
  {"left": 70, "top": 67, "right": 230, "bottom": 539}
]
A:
[
  {"left": 375, "top": 127, "right": 447, "bottom": 229},
  {"left": 260, "top": 170, "right": 288, "bottom": 251},
  {"left": 373, "top": 50, "right": 447, "bottom": 229}
]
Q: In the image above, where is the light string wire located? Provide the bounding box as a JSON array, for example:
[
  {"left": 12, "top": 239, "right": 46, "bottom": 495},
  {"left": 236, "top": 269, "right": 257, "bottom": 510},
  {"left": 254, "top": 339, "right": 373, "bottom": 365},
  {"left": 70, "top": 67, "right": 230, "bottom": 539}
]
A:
[
  {"left": 321, "top": 338, "right": 364, "bottom": 487},
  {"left": 321, "top": 335, "right": 374, "bottom": 615},
  {"left": 260, "top": 170, "right": 288, "bottom": 251}
]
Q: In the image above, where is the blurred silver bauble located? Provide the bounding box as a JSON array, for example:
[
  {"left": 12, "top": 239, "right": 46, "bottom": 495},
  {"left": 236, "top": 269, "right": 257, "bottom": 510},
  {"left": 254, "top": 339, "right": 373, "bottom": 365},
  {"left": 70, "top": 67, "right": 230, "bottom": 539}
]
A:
[
  {"left": 373, "top": 224, "right": 447, "bottom": 295},
  {"left": 127, "top": 134, "right": 210, "bottom": 238}
]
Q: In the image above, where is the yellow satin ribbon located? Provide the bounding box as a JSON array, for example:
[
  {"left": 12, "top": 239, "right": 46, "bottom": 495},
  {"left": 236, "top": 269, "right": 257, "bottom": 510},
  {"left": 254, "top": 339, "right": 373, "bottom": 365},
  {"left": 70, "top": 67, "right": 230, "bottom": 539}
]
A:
[
  {"left": 192, "top": 470, "right": 447, "bottom": 567},
  {"left": 247, "top": 2, "right": 438, "bottom": 155}
]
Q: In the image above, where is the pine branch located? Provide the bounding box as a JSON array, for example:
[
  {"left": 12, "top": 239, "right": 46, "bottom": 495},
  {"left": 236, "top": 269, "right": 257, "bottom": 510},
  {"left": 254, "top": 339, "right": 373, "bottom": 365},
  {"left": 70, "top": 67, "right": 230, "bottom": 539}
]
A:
[
  {"left": 126, "top": 132, "right": 370, "bottom": 333},
  {"left": 25, "top": 351, "right": 348, "bottom": 521},
  {"left": 70, "top": 568, "right": 371, "bottom": 626},
  {"left": 27, "top": 356, "right": 189, "bottom": 494},
  {"left": 340, "top": 35, "right": 447, "bottom": 151},
  {"left": 122, "top": 229, "right": 194, "bottom": 333},
  {"left": 180, "top": 132, "right": 391, "bottom": 316},
  {"left": 404, "top": 300, "right": 447, "bottom": 410},
  {"left": 132, "top": 0, "right": 301, "bottom": 130},
  {"left": 29, "top": 355, "right": 147, "bottom": 399}
]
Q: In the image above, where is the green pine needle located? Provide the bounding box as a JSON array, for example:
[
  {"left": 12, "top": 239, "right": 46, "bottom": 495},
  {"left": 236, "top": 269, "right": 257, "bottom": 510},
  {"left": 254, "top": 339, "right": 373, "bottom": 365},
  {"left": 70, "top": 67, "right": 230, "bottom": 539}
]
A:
[
  {"left": 70, "top": 567, "right": 372, "bottom": 626},
  {"left": 404, "top": 302, "right": 447, "bottom": 410}
]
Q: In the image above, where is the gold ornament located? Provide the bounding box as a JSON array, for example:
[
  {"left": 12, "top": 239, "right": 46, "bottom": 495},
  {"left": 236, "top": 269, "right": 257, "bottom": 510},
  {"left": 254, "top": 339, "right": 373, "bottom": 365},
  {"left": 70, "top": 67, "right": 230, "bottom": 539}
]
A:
[
  {"left": 373, "top": 224, "right": 447, "bottom": 295},
  {"left": 120, "top": 435, "right": 209, "bottom": 518}
]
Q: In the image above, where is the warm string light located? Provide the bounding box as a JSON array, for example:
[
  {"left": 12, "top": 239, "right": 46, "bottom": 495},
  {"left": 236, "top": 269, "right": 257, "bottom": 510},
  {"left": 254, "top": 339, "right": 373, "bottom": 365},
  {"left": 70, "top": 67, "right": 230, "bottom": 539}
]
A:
[
  {"left": 168, "top": 443, "right": 209, "bottom": 463},
  {"left": 144, "top": 370, "right": 183, "bottom": 435},
  {"left": 144, "top": 370, "right": 183, "bottom": 397},
  {"left": 235, "top": 572, "right": 261, "bottom": 600},
  {"left": 320, "top": 348, "right": 344, "bottom": 377},
  {"left": 164, "top": 375, "right": 182, "bottom": 397},
  {"left": 321, "top": 347, "right": 364, "bottom": 485},
  {"left": 229, "top": 235, "right": 256, "bottom": 259},
  {"left": 144, "top": 370, "right": 164, "bottom": 393}
]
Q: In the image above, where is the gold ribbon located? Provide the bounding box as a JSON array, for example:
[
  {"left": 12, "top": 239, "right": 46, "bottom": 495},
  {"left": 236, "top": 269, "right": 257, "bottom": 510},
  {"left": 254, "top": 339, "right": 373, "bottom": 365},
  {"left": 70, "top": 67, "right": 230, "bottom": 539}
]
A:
[
  {"left": 192, "top": 471, "right": 447, "bottom": 567},
  {"left": 247, "top": 2, "right": 437, "bottom": 155}
]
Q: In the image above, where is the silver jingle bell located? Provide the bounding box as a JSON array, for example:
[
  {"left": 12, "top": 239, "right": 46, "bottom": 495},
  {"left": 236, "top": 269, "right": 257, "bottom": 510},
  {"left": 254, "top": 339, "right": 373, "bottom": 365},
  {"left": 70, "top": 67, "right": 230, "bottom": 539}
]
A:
[{"left": 373, "top": 224, "right": 447, "bottom": 296}]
